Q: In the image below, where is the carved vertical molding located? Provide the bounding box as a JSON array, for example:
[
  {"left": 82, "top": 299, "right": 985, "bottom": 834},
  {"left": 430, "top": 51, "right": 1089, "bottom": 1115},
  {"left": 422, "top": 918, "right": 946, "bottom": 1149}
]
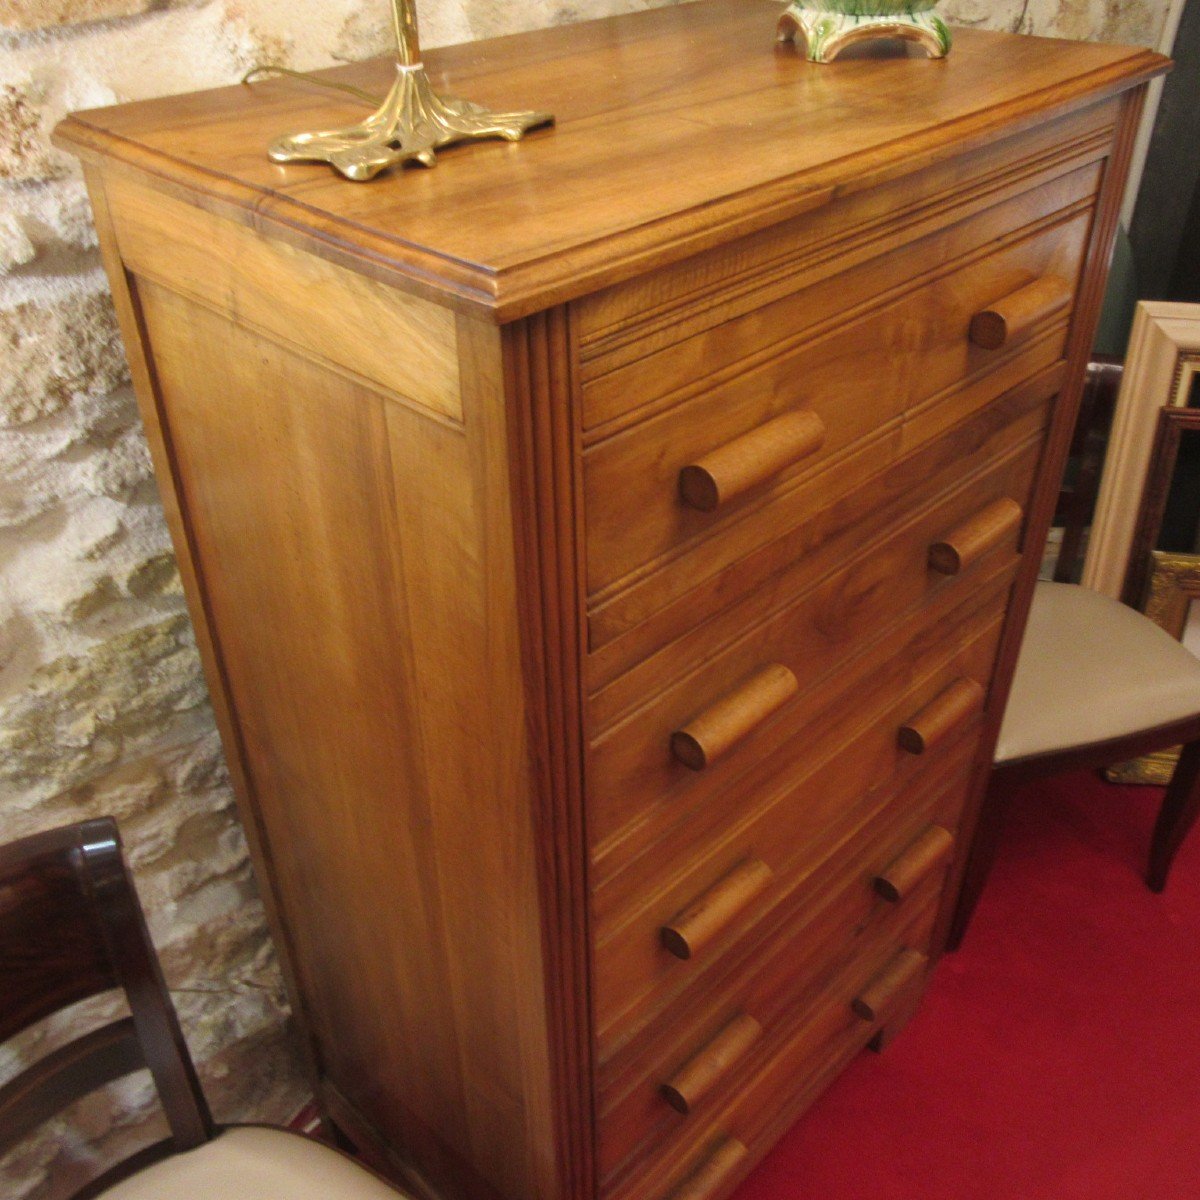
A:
[{"left": 502, "top": 308, "right": 595, "bottom": 1200}]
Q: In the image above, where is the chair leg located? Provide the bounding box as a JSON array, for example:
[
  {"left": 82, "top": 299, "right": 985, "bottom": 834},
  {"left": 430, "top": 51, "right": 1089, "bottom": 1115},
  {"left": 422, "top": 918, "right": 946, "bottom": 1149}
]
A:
[
  {"left": 1147, "top": 739, "right": 1200, "bottom": 893},
  {"left": 946, "top": 770, "right": 1015, "bottom": 951}
]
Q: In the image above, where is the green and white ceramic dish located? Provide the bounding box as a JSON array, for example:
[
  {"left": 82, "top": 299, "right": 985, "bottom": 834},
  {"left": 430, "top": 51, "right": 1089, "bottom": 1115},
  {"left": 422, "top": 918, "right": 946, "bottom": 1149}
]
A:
[
  {"left": 805, "top": 0, "right": 938, "bottom": 12},
  {"left": 777, "top": 1, "right": 951, "bottom": 64}
]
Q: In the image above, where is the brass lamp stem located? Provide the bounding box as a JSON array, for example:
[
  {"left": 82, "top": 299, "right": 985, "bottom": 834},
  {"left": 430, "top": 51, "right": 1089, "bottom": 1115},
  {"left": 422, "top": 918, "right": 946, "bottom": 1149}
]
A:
[
  {"left": 392, "top": 0, "right": 421, "bottom": 67},
  {"left": 266, "top": 0, "right": 552, "bottom": 180}
]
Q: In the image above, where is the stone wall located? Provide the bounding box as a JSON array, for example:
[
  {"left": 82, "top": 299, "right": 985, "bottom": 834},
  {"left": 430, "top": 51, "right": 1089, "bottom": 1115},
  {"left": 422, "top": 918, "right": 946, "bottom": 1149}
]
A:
[{"left": 0, "top": 0, "right": 1174, "bottom": 1196}]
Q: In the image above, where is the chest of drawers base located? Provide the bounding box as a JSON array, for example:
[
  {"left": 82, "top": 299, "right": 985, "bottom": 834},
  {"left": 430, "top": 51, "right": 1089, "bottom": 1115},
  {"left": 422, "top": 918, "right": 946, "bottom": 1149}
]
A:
[{"left": 57, "top": 7, "right": 1165, "bottom": 1200}]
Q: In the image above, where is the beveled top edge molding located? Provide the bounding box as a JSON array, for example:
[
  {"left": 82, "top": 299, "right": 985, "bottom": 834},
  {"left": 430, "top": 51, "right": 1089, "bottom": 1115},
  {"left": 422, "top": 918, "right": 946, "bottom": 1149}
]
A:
[{"left": 54, "top": 10, "right": 1169, "bottom": 323}]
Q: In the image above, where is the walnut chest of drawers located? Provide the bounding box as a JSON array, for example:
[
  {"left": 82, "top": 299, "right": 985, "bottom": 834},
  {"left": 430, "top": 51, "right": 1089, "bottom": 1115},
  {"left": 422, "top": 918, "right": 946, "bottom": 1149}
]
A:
[{"left": 57, "top": 6, "right": 1165, "bottom": 1200}]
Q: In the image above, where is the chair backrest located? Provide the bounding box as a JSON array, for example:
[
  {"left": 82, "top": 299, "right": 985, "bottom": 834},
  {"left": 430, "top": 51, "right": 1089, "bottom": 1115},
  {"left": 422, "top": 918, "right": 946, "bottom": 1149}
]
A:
[{"left": 0, "top": 817, "right": 214, "bottom": 1166}]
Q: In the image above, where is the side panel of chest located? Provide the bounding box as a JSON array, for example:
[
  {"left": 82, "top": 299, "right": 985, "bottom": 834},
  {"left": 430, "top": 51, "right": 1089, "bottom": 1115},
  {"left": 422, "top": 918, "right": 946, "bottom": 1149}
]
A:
[{"left": 91, "top": 172, "right": 565, "bottom": 1200}]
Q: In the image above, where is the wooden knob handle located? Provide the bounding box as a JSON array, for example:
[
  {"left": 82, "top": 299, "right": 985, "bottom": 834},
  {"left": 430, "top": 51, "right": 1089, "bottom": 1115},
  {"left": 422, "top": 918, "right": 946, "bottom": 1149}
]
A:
[
  {"left": 874, "top": 825, "right": 955, "bottom": 903},
  {"left": 679, "top": 411, "right": 826, "bottom": 513},
  {"left": 671, "top": 663, "right": 799, "bottom": 771},
  {"left": 662, "top": 858, "right": 774, "bottom": 961},
  {"left": 928, "top": 497, "right": 1023, "bottom": 576},
  {"left": 852, "top": 948, "right": 928, "bottom": 1023},
  {"left": 969, "top": 275, "right": 1072, "bottom": 349},
  {"left": 661, "top": 1014, "right": 763, "bottom": 1114},
  {"left": 897, "top": 678, "right": 985, "bottom": 756},
  {"left": 666, "top": 1138, "right": 749, "bottom": 1200}
]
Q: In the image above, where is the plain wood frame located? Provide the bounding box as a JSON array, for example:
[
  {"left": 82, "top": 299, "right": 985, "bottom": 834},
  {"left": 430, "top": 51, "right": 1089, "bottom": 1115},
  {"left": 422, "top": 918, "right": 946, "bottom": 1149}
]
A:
[{"left": 1082, "top": 301, "right": 1200, "bottom": 596}]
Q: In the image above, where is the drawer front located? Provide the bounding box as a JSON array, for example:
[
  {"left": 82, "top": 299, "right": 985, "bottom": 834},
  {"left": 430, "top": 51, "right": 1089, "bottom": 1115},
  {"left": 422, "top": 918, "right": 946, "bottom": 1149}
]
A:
[
  {"left": 582, "top": 193, "right": 1091, "bottom": 622},
  {"left": 591, "top": 590, "right": 1006, "bottom": 1050},
  {"left": 586, "top": 361, "right": 1059, "bottom": 694},
  {"left": 601, "top": 890, "right": 941, "bottom": 1200},
  {"left": 586, "top": 430, "right": 1039, "bottom": 870},
  {"left": 596, "top": 768, "right": 959, "bottom": 1182},
  {"left": 576, "top": 100, "right": 1118, "bottom": 427}
]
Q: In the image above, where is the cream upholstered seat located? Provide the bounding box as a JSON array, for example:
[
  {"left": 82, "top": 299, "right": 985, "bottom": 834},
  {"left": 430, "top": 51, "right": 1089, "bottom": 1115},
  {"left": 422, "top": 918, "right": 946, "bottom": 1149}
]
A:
[
  {"left": 996, "top": 582, "right": 1200, "bottom": 763},
  {"left": 98, "top": 1127, "right": 404, "bottom": 1199},
  {"left": 949, "top": 582, "right": 1200, "bottom": 949}
]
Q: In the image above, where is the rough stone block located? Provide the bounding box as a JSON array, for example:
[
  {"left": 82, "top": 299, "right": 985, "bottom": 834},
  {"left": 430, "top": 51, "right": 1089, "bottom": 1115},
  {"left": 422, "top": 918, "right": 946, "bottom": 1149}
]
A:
[
  {"left": 0, "top": 289, "right": 129, "bottom": 427},
  {"left": 0, "top": 0, "right": 157, "bottom": 32},
  {"left": 0, "top": 82, "right": 55, "bottom": 183},
  {"left": 0, "top": 210, "right": 36, "bottom": 273}
]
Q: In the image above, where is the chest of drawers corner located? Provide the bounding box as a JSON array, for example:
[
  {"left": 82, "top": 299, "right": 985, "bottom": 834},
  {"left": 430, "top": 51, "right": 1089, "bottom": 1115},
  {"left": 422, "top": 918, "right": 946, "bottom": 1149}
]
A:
[{"left": 56, "top": 5, "right": 1166, "bottom": 1200}]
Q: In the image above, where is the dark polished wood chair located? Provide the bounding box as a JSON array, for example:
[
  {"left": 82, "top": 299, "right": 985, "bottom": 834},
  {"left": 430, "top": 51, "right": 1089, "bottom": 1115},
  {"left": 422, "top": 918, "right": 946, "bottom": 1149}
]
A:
[
  {"left": 948, "top": 582, "right": 1200, "bottom": 950},
  {"left": 0, "top": 817, "right": 410, "bottom": 1199}
]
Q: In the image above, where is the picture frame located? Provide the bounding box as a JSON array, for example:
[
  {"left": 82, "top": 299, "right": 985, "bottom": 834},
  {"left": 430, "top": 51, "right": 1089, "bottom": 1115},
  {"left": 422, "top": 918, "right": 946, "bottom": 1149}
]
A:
[
  {"left": 1121, "top": 406, "right": 1200, "bottom": 606},
  {"left": 1082, "top": 301, "right": 1200, "bottom": 598},
  {"left": 1106, "top": 550, "right": 1200, "bottom": 785}
]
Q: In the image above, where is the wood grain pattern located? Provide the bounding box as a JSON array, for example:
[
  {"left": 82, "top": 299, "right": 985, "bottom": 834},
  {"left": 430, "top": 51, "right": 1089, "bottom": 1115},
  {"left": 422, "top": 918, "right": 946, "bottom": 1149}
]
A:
[
  {"left": 873, "top": 825, "right": 955, "bottom": 907},
  {"left": 582, "top": 209, "right": 1090, "bottom": 629},
  {"left": 587, "top": 361, "right": 1061, "bottom": 693},
  {"left": 575, "top": 102, "right": 1115, "bottom": 373},
  {"left": 928, "top": 497, "right": 1025, "bottom": 577},
  {"left": 0, "top": 819, "right": 213, "bottom": 1175},
  {"left": 60, "top": 15, "right": 1164, "bottom": 1200},
  {"left": 604, "top": 894, "right": 941, "bottom": 1200},
  {"left": 660, "top": 1015, "right": 763, "bottom": 1116},
  {"left": 126, "top": 274, "right": 558, "bottom": 1200},
  {"left": 678, "top": 413, "right": 826, "bottom": 514},
  {"left": 53, "top": 4, "right": 1165, "bottom": 320},
  {"left": 934, "top": 85, "right": 1154, "bottom": 959},
  {"left": 587, "top": 436, "right": 1042, "bottom": 864},
  {"left": 851, "top": 950, "right": 929, "bottom": 1024},
  {"left": 969, "top": 275, "right": 1074, "bottom": 351},
  {"left": 105, "top": 174, "right": 463, "bottom": 422},
  {"left": 664, "top": 1139, "right": 748, "bottom": 1200},
  {"left": 592, "top": 600, "right": 1007, "bottom": 1050},
  {"left": 579, "top": 158, "right": 1102, "bottom": 435},
  {"left": 669, "top": 665, "right": 799, "bottom": 773},
  {"left": 897, "top": 679, "right": 988, "bottom": 756},
  {"left": 874, "top": 826, "right": 956, "bottom": 904},
  {"left": 596, "top": 760, "right": 965, "bottom": 1182},
  {"left": 661, "top": 860, "right": 775, "bottom": 963}
]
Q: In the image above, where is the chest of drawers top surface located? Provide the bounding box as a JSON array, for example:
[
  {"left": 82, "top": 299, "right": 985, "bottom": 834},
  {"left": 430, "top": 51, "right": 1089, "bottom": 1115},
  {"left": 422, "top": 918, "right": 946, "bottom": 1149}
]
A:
[{"left": 56, "top": 0, "right": 1162, "bottom": 319}]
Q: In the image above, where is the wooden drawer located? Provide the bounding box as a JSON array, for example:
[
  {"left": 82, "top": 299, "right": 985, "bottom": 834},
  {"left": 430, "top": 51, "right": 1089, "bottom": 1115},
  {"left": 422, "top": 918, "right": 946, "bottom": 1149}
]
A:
[
  {"left": 586, "top": 362, "right": 1059, "bottom": 692},
  {"left": 582, "top": 192, "right": 1092, "bottom": 618},
  {"left": 591, "top": 590, "right": 1005, "bottom": 1049},
  {"left": 602, "top": 890, "right": 941, "bottom": 1200},
  {"left": 586, "top": 430, "right": 1039, "bottom": 867},
  {"left": 596, "top": 769, "right": 959, "bottom": 1182},
  {"left": 576, "top": 100, "right": 1118, "bottom": 429}
]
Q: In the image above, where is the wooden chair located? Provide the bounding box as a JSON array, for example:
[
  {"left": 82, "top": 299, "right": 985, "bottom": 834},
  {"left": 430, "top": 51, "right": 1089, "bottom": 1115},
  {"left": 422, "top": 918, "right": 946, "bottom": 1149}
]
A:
[
  {"left": 0, "top": 817, "right": 409, "bottom": 1199},
  {"left": 948, "top": 582, "right": 1200, "bottom": 950}
]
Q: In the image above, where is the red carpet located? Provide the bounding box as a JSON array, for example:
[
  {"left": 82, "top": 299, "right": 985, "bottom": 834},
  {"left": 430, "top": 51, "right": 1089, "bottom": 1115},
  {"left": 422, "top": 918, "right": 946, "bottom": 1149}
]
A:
[{"left": 733, "top": 770, "right": 1200, "bottom": 1200}]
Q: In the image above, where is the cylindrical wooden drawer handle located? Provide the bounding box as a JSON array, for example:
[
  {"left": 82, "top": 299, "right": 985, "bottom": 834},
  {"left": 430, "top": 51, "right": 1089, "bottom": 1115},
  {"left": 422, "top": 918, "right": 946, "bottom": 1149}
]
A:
[
  {"left": 679, "top": 411, "right": 826, "bottom": 513},
  {"left": 661, "top": 858, "right": 774, "bottom": 961},
  {"left": 852, "top": 948, "right": 928, "bottom": 1023},
  {"left": 897, "top": 677, "right": 985, "bottom": 756},
  {"left": 666, "top": 1137, "right": 750, "bottom": 1200},
  {"left": 969, "top": 275, "right": 1072, "bottom": 349},
  {"left": 661, "top": 1014, "right": 763, "bottom": 1115},
  {"left": 873, "top": 825, "right": 955, "bottom": 903},
  {"left": 671, "top": 663, "right": 798, "bottom": 772},
  {"left": 928, "top": 496, "right": 1023, "bottom": 576}
]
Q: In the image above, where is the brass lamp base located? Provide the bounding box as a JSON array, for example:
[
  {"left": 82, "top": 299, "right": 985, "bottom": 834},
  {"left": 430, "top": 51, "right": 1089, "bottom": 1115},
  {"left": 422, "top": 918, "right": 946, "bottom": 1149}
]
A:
[
  {"left": 777, "top": 6, "right": 951, "bottom": 64},
  {"left": 269, "top": 62, "right": 552, "bottom": 181}
]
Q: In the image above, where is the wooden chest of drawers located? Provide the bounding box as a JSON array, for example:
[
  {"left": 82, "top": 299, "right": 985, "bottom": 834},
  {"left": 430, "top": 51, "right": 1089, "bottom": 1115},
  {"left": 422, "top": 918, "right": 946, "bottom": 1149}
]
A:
[{"left": 56, "top": 6, "right": 1165, "bottom": 1200}]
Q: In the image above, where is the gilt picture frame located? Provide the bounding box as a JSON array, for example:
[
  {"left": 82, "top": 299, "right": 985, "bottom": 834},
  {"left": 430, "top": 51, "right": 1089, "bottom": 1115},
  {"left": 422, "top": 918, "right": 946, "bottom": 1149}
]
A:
[
  {"left": 1082, "top": 302, "right": 1200, "bottom": 598},
  {"left": 1121, "top": 406, "right": 1200, "bottom": 607},
  {"left": 1106, "top": 550, "right": 1200, "bottom": 785}
]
